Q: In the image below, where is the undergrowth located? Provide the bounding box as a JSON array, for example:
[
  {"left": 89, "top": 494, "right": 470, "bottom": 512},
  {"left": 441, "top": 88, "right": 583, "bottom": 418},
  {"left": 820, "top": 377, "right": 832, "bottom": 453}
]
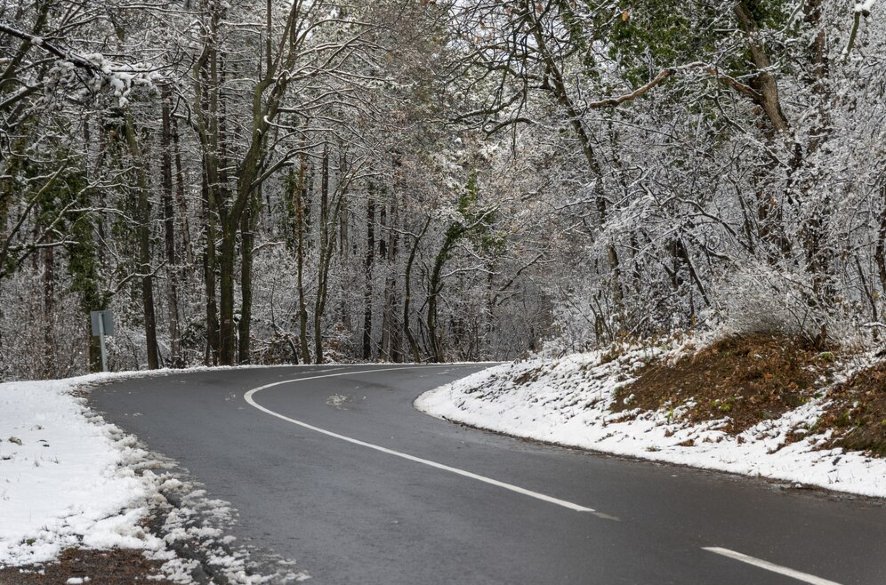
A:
[
  {"left": 613, "top": 334, "right": 836, "bottom": 434},
  {"left": 815, "top": 362, "right": 886, "bottom": 457}
]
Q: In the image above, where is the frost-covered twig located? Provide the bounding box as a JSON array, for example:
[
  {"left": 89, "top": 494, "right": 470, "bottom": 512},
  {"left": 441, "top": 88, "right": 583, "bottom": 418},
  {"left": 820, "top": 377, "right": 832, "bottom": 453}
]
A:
[
  {"left": 0, "top": 22, "right": 101, "bottom": 74},
  {"left": 0, "top": 21, "right": 160, "bottom": 106},
  {"left": 843, "top": 1, "right": 879, "bottom": 62}
]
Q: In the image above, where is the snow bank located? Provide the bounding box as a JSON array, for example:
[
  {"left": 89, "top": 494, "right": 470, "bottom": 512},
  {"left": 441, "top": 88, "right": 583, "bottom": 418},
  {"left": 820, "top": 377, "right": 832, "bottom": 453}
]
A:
[
  {"left": 0, "top": 374, "right": 163, "bottom": 565},
  {"left": 416, "top": 348, "right": 886, "bottom": 499}
]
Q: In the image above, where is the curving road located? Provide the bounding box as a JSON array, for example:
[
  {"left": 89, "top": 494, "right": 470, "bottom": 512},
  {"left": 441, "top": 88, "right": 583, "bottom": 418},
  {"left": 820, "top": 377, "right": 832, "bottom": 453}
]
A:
[{"left": 90, "top": 364, "right": 886, "bottom": 585}]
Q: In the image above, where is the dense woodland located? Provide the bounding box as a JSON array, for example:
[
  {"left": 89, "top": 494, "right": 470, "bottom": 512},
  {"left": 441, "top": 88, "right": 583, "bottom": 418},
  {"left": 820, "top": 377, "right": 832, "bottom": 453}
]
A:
[{"left": 1, "top": 0, "right": 884, "bottom": 379}]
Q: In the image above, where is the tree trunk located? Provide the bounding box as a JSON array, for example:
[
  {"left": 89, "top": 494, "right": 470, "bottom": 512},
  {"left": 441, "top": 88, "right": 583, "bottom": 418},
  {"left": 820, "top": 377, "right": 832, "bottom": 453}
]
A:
[
  {"left": 876, "top": 182, "right": 886, "bottom": 300},
  {"left": 79, "top": 117, "right": 105, "bottom": 373},
  {"left": 171, "top": 104, "right": 192, "bottom": 265},
  {"left": 427, "top": 224, "right": 461, "bottom": 363},
  {"left": 123, "top": 113, "right": 159, "bottom": 370},
  {"left": 160, "top": 85, "right": 181, "bottom": 366},
  {"left": 218, "top": 221, "right": 237, "bottom": 365},
  {"left": 734, "top": 2, "right": 791, "bottom": 134},
  {"left": 312, "top": 147, "right": 346, "bottom": 364},
  {"left": 381, "top": 198, "right": 402, "bottom": 362},
  {"left": 313, "top": 146, "right": 333, "bottom": 364},
  {"left": 238, "top": 200, "right": 255, "bottom": 364},
  {"left": 42, "top": 245, "right": 54, "bottom": 378},
  {"left": 202, "top": 169, "right": 220, "bottom": 365},
  {"left": 195, "top": 14, "right": 222, "bottom": 365},
  {"left": 216, "top": 48, "right": 239, "bottom": 366},
  {"left": 294, "top": 159, "right": 311, "bottom": 363},
  {"left": 798, "top": 0, "right": 834, "bottom": 336},
  {"left": 403, "top": 217, "right": 429, "bottom": 363},
  {"left": 363, "top": 187, "right": 375, "bottom": 360}
]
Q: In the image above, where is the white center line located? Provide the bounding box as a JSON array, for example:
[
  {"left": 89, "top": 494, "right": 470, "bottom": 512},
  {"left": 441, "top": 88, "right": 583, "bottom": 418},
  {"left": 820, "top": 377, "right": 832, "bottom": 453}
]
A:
[
  {"left": 244, "top": 366, "right": 604, "bottom": 515},
  {"left": 703, "top": 547, "right": 844, "bottom": 585}
]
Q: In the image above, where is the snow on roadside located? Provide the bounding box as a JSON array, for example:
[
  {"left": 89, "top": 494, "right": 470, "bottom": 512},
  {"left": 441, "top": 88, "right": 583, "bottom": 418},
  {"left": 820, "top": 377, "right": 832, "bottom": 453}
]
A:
[
  {"left": 0, "top": 371, "right": 308, "bottom": 583},
  {"left": 0, "top": 373, "right": 164, "bottom": 566},
  {"left": 415, "top": 347, "right": 886, "bottom": 499}
]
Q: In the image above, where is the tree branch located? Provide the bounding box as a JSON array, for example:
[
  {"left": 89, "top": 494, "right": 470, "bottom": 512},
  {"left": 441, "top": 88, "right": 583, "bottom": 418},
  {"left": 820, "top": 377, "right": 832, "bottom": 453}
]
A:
[
  {"left": 0, "top": 22, "right": 102, "bottom": 74},
  {"left": 586, "top": 68, "right": 677, "bottom": 109}
]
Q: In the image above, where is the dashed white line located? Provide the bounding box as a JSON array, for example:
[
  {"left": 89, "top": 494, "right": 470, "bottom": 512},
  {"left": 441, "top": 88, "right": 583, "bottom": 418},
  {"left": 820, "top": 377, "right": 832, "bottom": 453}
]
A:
[
  {"left": 703, "top": 547, "right": 844, "bottom": 585},
  {"left": 243, "top": 366, "right": 604, "bottom": 515}
]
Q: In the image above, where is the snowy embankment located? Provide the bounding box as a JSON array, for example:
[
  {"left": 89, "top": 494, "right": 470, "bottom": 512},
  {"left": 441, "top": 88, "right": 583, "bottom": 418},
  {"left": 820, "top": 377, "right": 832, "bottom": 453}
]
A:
[
  {"left": 416, "top": 347, "right": 886, "bottom": 499},
  {"left": 0, "top": 374, "right": 164, "bottom": 566},
  {"left": 0, "top": 371, "right": 306, "bottom": 583}
]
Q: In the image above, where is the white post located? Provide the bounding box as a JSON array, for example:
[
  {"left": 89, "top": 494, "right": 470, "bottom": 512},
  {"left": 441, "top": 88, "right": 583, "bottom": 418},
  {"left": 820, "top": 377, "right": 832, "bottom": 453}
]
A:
[{"left": 98, "top": 314, "right": 108, "bottom": 373}]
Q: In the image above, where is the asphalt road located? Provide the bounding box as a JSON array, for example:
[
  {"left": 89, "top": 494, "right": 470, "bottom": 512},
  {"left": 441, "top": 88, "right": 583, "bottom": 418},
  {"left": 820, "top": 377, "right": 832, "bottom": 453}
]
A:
[{"left": 90, "top": 364, "right": 886, "bottom": 585}]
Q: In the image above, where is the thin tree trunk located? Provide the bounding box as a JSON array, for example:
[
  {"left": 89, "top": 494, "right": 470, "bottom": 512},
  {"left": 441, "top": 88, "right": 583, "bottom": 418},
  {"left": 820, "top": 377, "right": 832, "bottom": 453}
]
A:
[
  {"left": 42, "top": 245, "right": 54, "bottom": 377},
  {"left": 798, "top": 0, "right": 834, "bottom": 340},
  {"left": 171, "top": 106, "right": 192, "bottom": 265},
  {"left": 216, "top": 48, "right": 238, "bottom": 366},
  {"left": 294, "top": 160, "right": 311, "bottom": 363},
  {"left": 202, "top": 169, "right": 220, "bottom": 365},
  {"left": 427, "top": 250, "right": 448, "bottom": 364},
  {"left": 403, "top": 217, "right": 429, "bottom": 363},
  {"left": 337, "top": 147, "right": 351, "bottom": 336},
  {"left": 313, "top": 146, "right": 333, "bottom": 363},
  {"left": 218, "top": 222, "right": 236, "bottom": 364},
  {"left": 82, "top": 116, "right": 104, "bottom": 373},
  {"left": 292, "top": 154, "right": 311, "bottom": 363},
  {"left": 381, "top": 197, "right": 402, "bottom": 361},
  {"left": 363, "top": 186, "right": 375, "bottom": 360},
  {"left": 238, "top": 200, "right": 255, "bottom": 364},
  {"left": 160, "top": 85, "right": 180, "bottom": 366},
  {"left": 123, "top": 113, "right": 159, "bottom": 370},
  {"left": 195, "top": 10, "right": 221, "bottom": 365},
  {"left": 876, "top": 182, "right": 886, "bottom": 298},
  {"left": 312, "top": 148, "right": 346, "bottom": 364},
  {"left": 427, "top": 222, "right": 463, "bottom": 363}
]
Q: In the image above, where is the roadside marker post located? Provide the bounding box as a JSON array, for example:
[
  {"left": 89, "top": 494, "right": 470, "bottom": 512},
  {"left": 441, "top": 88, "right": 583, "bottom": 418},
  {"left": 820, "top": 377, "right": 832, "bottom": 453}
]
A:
[{"left": 90, "top": 310, "right": 115, "bottom": 373}]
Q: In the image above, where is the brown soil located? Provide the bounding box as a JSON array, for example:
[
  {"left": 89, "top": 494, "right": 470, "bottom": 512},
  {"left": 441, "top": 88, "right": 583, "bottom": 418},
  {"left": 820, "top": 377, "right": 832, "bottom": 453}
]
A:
[
  {"left": 614, "top": 334, "right": 833, "bottom": 434},
  {"left": 0, "top": 548, "right": 175, "bottom": 585},
  {"left": 815, "top": 362, "right": 886, "bottom": 456}
]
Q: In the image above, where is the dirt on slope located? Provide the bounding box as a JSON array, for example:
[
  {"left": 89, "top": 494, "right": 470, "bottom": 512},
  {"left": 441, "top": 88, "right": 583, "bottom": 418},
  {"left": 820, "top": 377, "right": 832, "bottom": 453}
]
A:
[
  {"left": 613, "top": 334, "right": 836, "bottom": 434},
  {"left": 815, "top": 361, "right": 886, "bottom": 456}
]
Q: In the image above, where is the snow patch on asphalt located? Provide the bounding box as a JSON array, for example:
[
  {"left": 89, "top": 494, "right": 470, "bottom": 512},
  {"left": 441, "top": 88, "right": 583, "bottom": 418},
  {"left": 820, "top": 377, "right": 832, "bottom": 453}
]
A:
[
  {"left": 150, "top": 480, "right": 308, "bottom": 584},
  {"left": 415, "top": 347, "right": 886, "bottom": 499},
  {"left": 0, "top": 372, "right": 308, "bottom": 583},
  {"left": 326, "top": 394, "right": 351, "bottom": 409}
]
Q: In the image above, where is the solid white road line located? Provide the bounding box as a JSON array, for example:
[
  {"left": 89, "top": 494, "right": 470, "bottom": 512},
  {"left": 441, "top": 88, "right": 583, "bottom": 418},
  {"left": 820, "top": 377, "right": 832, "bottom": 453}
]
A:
[
  {"left": 243, "top": 366, "right": 599, "bottom": 514},
  {"left": 703, "top": 547, "right": 844, "bottom": 585}
]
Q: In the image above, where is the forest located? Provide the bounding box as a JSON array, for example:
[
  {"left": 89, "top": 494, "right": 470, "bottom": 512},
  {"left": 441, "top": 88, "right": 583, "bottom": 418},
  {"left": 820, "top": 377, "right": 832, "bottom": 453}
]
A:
[{"left": 1, "top": 0, "right": 884, "bottom": 380}]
